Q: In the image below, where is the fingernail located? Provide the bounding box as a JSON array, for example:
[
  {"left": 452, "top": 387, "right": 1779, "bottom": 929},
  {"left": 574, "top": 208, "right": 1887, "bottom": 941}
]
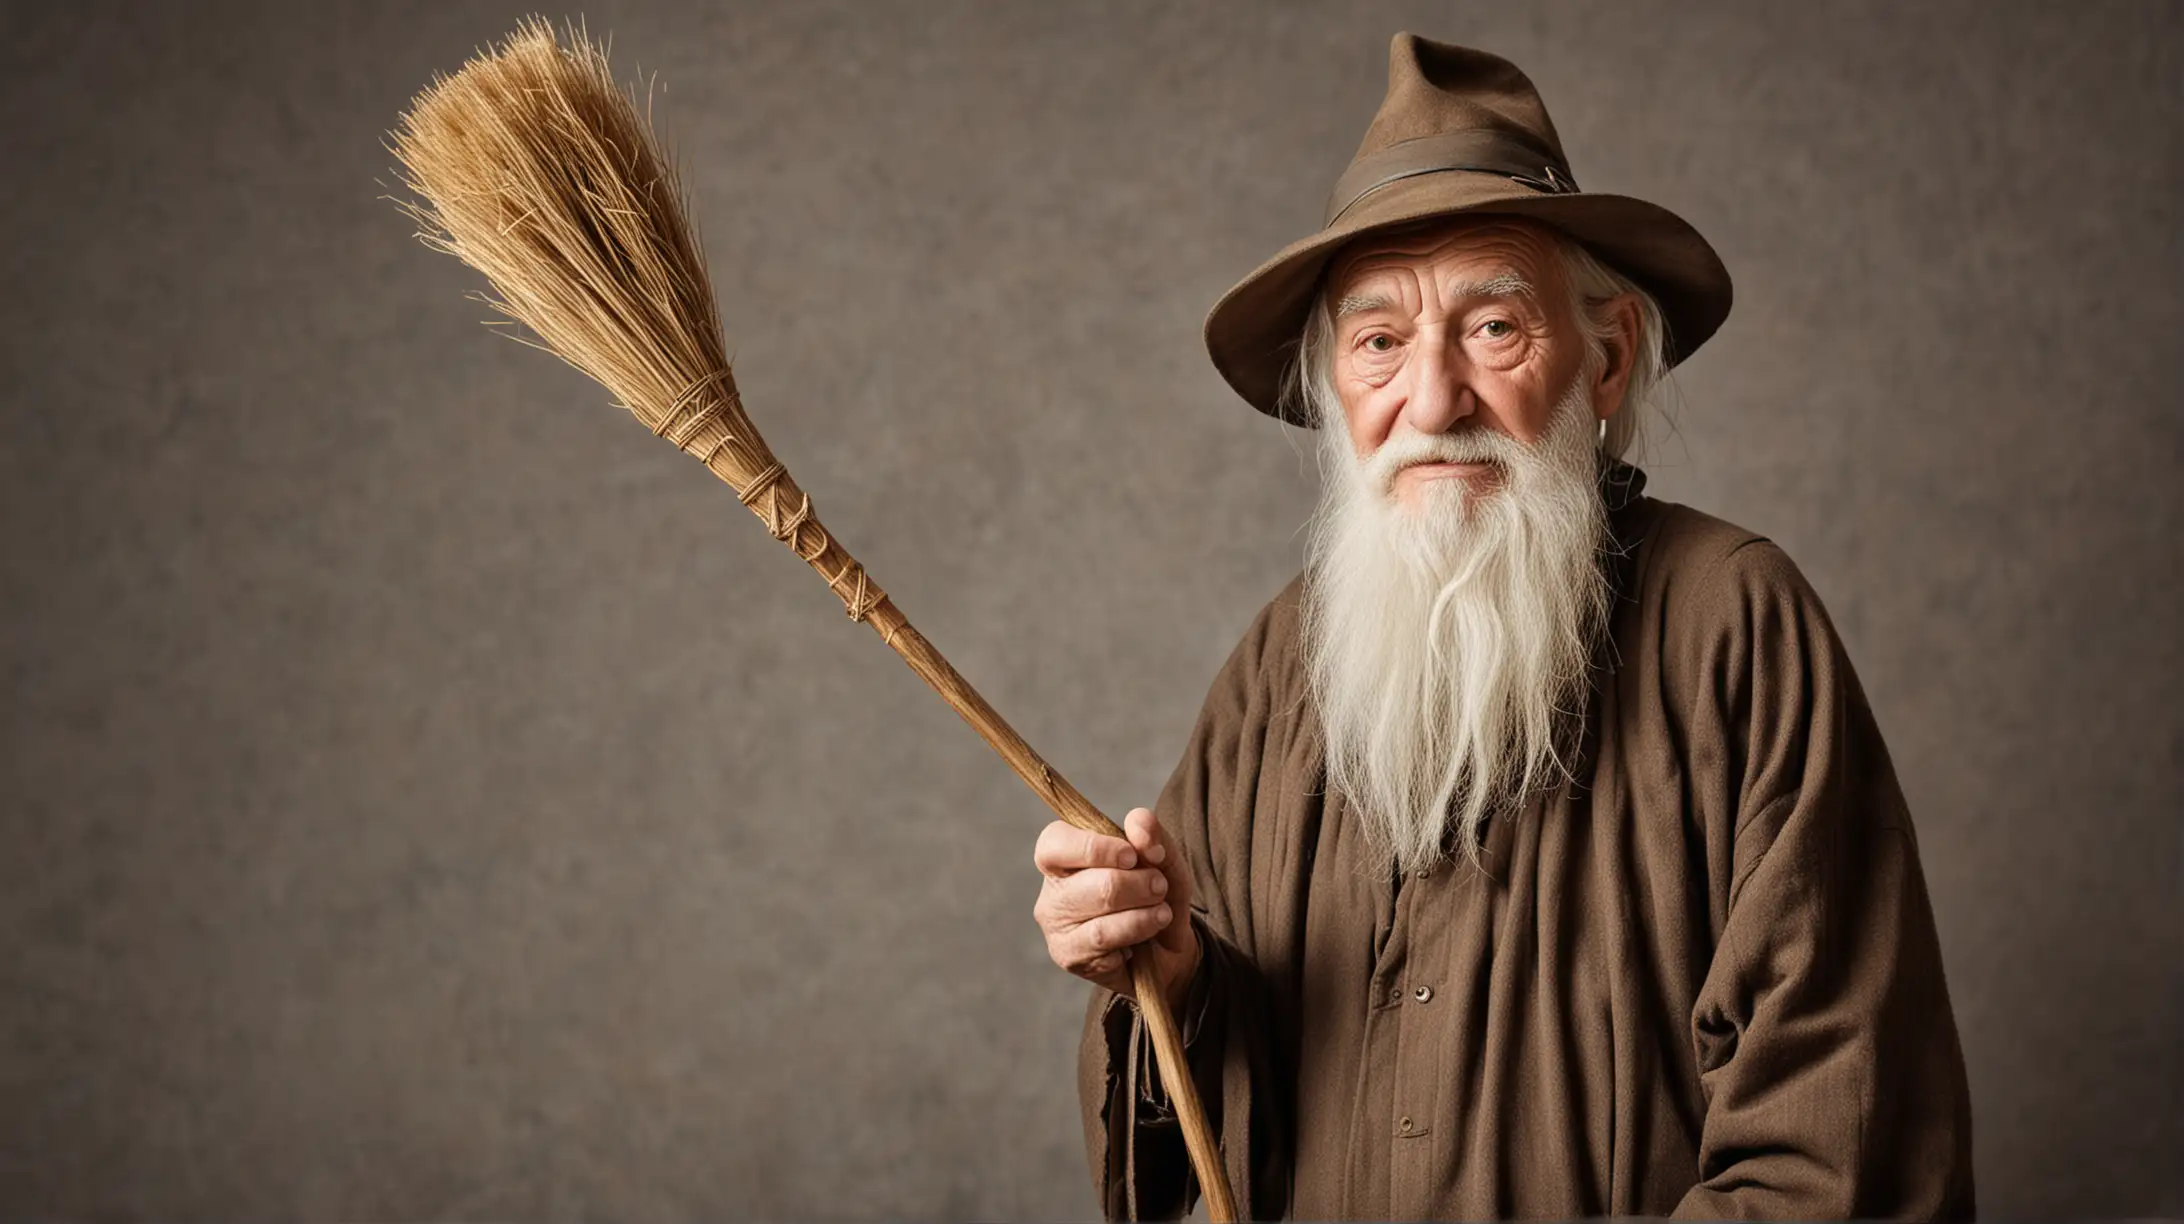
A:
[
  {"left": 1155, "top": 903, "right": 1172, "bottom": 924},
  {"left": 1118, "top": 848, "right": 1137, "bottom": 869},
  {"left": 1150, "top": 874, "right": 1168, "bottom": 896},
  {"left": 1147, "top": 843, "right": 1167, "bottom": 865}
]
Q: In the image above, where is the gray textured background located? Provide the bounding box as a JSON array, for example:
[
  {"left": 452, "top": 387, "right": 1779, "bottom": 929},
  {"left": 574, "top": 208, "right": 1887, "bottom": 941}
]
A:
[{"left": 2, "top": 0, "right": 2178, "bottom": 1218}]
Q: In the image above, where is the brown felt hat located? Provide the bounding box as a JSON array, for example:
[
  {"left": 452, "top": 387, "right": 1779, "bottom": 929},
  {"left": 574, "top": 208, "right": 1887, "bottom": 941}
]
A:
[{"left": 1205, "top": 33, "right": 1734, "bottom": 425}]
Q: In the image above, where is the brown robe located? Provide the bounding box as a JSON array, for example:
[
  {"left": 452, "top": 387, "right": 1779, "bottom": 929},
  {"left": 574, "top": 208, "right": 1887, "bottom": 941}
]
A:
[{"left": 1078, "top": 466, "right": 1975, "bottom": 1220}]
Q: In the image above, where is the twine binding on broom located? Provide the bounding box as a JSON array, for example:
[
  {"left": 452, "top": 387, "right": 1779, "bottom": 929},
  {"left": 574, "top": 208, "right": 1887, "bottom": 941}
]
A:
[{"left": 651, "top": 370, "right": 885, "bottom": 626}]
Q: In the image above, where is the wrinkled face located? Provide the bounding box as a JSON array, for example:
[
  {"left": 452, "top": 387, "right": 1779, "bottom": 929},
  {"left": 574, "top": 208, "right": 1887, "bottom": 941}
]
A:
[{"left": 1324, "top": 216, "right": 1625, "bottom": 508}]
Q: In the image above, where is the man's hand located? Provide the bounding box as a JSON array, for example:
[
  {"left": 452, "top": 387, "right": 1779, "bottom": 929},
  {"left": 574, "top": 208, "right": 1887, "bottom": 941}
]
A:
[{"left": 1033, "top": 806, "right": 1200, "bottom": 1014}]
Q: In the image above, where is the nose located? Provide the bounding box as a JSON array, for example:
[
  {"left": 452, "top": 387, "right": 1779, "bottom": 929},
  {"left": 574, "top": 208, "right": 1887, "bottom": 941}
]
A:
[{"left": 1398, "top": 330, "right": 1476, "bottom": 435}]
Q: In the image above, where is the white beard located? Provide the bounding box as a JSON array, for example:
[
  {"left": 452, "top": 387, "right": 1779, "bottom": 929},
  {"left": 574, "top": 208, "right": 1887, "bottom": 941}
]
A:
[{"left": 1303, "top": 377, "right": 1610, "bottom": 876}]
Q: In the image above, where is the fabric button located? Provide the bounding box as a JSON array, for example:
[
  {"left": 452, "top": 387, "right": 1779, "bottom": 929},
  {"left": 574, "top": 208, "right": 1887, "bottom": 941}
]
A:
[
  {"left": 1399, "top": 1116, "right": 1415, "bottom": 1134},
  {"left": 1413, "top": 985, "right": 1434, "bottom": 1003},
  {"left": 1416, "top": 867, "right": 1431, "bottom": 879},
  {"left": 1389, "top": 986, "right": 1405, "bottom": 1005}
]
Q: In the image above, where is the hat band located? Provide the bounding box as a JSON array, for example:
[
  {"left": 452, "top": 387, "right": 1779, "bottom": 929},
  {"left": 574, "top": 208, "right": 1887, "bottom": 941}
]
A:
[{"left": 1323, "top": 131, "right": 1579, "bottom": 226}]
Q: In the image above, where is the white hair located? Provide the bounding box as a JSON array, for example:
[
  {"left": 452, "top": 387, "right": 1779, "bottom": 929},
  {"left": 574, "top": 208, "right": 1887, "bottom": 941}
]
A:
[
  {"left": 1559, "top": 237, "right": 1670, "bottom": 460},
  {"left": 1291, "top": 229, "right": 1663, "bottom": 876}
]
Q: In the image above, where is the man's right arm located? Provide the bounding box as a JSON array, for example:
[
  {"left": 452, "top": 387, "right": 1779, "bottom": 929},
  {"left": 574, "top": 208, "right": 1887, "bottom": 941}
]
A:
[
  {"left": 1050, "top": 582, "right": 1303, "bottom": 1219},
  {"left": 1034, "top": 803, "right": 1218, "bottom": 1220}
]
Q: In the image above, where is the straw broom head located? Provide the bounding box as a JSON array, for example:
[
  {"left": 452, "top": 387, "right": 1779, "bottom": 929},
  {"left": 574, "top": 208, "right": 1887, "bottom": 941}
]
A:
[{"left": 388, "top": 16, "right": 885, "bottom": 622}]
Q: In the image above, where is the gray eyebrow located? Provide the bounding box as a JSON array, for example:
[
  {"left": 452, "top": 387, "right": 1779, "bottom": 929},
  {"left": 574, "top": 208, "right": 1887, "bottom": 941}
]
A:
[
  {"left": 1333, "top": 293, "right": 1393, "bottom": 319},
  {"left": 1450, "top": 273, "right": 1536, "bottom": 301},
  {"left": 1330, "top": 274, "right": 1535, "bottom": 320}
]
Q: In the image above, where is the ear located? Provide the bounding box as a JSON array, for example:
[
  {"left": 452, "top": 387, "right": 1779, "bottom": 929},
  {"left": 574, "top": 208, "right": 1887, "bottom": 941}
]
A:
[{"left": 1590, "top": 292, "right": 1643, "bottom": 420}]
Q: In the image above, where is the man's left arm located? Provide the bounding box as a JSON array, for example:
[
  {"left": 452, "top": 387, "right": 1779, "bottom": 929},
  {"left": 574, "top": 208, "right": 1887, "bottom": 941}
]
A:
[{"left": 1674, "top": 539, "right": 1976, "bottom": 1221}]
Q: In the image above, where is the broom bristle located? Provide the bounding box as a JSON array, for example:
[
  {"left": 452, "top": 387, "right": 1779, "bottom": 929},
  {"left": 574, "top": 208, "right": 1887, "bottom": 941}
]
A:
[{"left": 388, "top": 16, "right": 774, "bottom": 488}]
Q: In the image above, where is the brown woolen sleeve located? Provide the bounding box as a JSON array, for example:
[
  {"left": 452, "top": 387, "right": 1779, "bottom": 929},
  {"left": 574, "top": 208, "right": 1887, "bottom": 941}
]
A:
[{"left": 1668, "top": 540, "right": 1976, "bottom": 1220}]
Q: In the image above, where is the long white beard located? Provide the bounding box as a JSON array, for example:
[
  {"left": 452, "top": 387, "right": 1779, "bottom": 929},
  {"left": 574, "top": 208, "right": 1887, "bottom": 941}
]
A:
[{"left": 1303, "top": 378, "right": 1610, "bottom": 876}]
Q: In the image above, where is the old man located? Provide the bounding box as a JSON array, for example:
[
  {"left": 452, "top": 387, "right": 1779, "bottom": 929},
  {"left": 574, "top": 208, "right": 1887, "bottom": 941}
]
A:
[{"left": 1029, "top": 33, "right": 1974, "bottom": 1221}]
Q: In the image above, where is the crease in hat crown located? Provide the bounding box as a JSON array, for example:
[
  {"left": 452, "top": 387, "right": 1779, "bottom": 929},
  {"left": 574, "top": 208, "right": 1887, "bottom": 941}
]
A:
[
  {"left": 1324, "top": 36, "right": 1581, "bottom": 225},
  {"left": 1201, "top": 31, "right": 1733, "bottom": 425}
]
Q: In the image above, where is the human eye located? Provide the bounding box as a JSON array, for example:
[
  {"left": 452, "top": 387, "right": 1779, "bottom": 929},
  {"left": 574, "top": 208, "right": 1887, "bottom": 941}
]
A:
[
  {"left": 1358, "top": 331, "right": 1398, "bottom": 354},
  {"left": 1477, "top": 318, "right": 1516, "bottom": 340}
]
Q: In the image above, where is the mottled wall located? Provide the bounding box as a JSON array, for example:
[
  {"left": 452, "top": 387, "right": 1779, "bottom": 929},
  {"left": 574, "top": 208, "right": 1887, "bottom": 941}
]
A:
[{"left": 1, "top": 1, "right": 2176, "bottom": 1218}]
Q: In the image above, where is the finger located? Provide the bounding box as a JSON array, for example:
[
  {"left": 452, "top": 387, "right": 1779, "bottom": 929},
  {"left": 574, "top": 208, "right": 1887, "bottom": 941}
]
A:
[
  {"left": 1067, "top": 902, "right": 1174, "bottom": 958},
  {"left": 1044, "top": 865, "right": 1170, "bottom": 924},
  {"left": 1033, "top": 820, "right": 1138, "bottom": 878},
  {"left": 1122, "top": 807, "right": 1168, "bottom": 865},
  {"left": 1078, "top": 951, "right": 1125, "bottom": 981}
]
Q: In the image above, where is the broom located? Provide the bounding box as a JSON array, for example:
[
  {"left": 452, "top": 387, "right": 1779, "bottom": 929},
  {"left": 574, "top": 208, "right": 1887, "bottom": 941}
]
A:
[{"left": 386, "top": 18, "right": 1238, "bottom": 1220}]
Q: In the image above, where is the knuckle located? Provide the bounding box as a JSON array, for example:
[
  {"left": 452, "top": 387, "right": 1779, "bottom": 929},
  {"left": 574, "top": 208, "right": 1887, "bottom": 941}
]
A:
[
  {"left": 1034, "top": 822, "right": 1069, "bottom": 868},
  {"left": 1077, "top": 915, "right": 1117, "bottom": 954},
  {"left": 1093, "top": 910, "right": 1146, "bottom": 952},
  {"left": 1097, "top": 871, "right": 1125, "bottom": 912},
  {"left": 1050, "top": 931, "right": 1084, "bottom": 968},
  {"left": 1048, "top": 875, "right": 1088, "bottom": 921},
  {"left": 1062, "top": 939, "right": 1106, "bottom": 977}
]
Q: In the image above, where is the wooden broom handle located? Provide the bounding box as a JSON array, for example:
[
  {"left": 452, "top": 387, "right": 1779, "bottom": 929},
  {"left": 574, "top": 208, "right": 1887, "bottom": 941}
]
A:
[
  {"left": 672, "top": 427, "right": 1240, "bottom": 1220},
  {"left": 863, "top": 603, "right": 1239, "bottom": 1224}
]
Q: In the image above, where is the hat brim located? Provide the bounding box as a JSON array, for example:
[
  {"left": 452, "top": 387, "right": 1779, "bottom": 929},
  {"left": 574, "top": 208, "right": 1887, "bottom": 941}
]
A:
[{"left": 1202, "top": 171, "right": 1733, "bottom": 425}]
